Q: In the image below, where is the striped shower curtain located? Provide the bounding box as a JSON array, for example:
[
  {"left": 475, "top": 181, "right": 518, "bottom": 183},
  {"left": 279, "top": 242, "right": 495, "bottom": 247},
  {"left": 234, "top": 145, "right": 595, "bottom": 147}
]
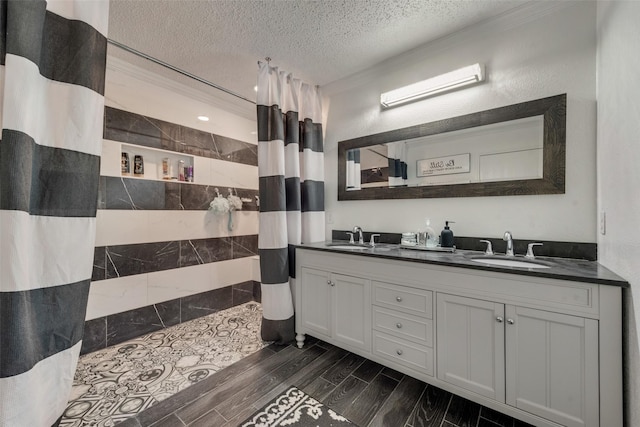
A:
[
  {"left": 0, "top": 1, "right": 108, "bottom": 425},
  {"left": 387, "top": 141, "right": 408, "bottom": 187},
  {"left": 257, "top": 62, "right": 325, "bottom": 344},
  {"left": 346, "top": 148, "right": 361, "bottom": 190}
]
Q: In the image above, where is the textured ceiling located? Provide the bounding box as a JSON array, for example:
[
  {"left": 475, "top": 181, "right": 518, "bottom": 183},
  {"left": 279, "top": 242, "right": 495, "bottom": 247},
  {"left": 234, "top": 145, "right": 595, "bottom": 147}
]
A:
[{"left": 108, "top": 0, "right": 527, "bottom": 103}]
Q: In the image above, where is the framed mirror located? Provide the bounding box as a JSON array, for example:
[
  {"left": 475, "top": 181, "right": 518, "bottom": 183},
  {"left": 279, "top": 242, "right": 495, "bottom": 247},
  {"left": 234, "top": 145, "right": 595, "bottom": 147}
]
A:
[{"left": 338, "top": 94, "right": 566, "bottom": 200}]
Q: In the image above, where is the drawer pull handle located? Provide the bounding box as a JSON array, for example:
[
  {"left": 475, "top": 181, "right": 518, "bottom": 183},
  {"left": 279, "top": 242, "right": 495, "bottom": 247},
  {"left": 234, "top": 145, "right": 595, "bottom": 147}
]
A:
[
  {"left": 396, "top": 349, "right": 403, "bottom": 356},
  {"left": 507, "top": 318, "right": 515, "bottom": 325},
  {"left": 396, "top": 322, "right": 403, "bottom": 329},
  {"left": 396, "top": 296, "right": 403, "bottom": 302},
  {"left": 496, "top": 316, "right": 504, "bottom": 323}
]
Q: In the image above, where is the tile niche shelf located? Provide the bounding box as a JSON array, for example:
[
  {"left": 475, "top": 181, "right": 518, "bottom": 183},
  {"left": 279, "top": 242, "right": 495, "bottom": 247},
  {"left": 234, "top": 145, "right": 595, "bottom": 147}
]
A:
[{"left": 120, "top": 143, "right": 195, "bottom": 183}]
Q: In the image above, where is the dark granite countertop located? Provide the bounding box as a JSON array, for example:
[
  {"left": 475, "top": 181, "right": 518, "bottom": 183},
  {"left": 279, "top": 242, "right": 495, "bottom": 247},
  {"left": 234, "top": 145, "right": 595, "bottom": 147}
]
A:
[{"left": 297, "top": 242, "right": 629, "bottom": 287}]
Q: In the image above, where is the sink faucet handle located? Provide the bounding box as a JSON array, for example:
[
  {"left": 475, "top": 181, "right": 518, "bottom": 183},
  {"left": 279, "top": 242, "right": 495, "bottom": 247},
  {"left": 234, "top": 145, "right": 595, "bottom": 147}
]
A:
[
  {"left": 370, "top": 234, "right": 381, "bottom": 246},
  {"left": 526, "top": 243, "right": 543, "bottom": 259},
  {"left": 346, "top": 232, "right": 355, "bottom": 244},
  {"left": 479, "top": 240, "right": 494, "bottom": 255}
]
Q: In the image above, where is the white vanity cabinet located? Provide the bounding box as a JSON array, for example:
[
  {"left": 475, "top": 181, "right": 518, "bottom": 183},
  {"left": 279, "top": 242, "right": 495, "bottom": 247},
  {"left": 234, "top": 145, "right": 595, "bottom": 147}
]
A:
[
  {"left": 505, "top": 305, "right": 599, "bottom": 427},
  {"left": 437, "top": 294, "right": 599, "bottom": 427},
  {"left": 294, "top": 248, "right": 622, "bottom": 427},
  {"left": 298, "top": 267, "right": 371, "bottom": 352},
  {"left": 436, "top": 294, "right": 506, "bottom": 401}
]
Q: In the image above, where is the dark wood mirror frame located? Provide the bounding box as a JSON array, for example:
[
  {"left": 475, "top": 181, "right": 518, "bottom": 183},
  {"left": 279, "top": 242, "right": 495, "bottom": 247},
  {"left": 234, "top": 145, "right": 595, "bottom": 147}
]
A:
[{"left": 337, "top": 94, "right": 566, "bottom": 200}]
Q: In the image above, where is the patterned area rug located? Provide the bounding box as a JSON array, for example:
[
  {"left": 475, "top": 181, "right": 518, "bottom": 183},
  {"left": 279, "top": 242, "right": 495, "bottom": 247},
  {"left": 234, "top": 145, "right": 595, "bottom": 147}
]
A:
[{"left": 241, "top": 387, "right": 354, "bottom": 427}]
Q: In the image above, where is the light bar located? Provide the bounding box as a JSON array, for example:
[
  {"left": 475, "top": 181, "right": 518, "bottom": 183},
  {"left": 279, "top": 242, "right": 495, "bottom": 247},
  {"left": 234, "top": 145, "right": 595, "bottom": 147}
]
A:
[{"left": 381, "top": 63, "right": 484, "bottom": 108}]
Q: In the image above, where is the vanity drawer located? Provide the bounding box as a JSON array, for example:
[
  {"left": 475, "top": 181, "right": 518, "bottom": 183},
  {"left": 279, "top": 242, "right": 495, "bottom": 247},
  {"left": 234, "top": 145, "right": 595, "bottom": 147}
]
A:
[
  {"left": 373, "top": 281, "right": 433, "bottom": 318},
  {"left": 373, "top": 331, "right": 434, "bottom": 376},
  {"left": 373, "top": 306, "right": 433, "bottom": 346}
]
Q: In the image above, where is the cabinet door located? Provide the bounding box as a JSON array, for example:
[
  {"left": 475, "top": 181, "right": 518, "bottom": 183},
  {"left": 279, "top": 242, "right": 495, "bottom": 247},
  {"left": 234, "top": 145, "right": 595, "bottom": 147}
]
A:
[
  {"left": 299, "top": 267, "right": 332, "bottom": 340},
  {"left": 436, "top": 293, "right": 505, "bottom": 401},
  {"left": 332, "top": 273, "right": 371, "bottom": 351},
  {"left": 505, "top": 306, "right": 599, "bottom": 427}
]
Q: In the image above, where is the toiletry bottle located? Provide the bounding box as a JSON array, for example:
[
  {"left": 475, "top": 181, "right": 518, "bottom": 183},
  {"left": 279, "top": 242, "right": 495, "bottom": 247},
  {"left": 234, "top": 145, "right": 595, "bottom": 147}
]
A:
[
  {"left": 121, "top": 152, "right": 130, "bottom": 175},
  {"left": 133, "top": 155, "right": 144, "bottom": 176},
  {"left": 440, "top": 221, "right": 455, "bottom": 248},
  {"left": 178, "top": 160, "right": 185, "bottom": 181},
  {"left": 162, "top": 158, "right": 170, "bottom": 180}
]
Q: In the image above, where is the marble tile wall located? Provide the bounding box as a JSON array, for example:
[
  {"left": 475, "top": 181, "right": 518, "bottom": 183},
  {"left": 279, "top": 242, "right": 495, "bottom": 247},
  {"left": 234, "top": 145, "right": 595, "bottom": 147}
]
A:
[
  {"left": 81, "top": 281, "right": 261, "bottom": 355},
  {"left": 104, "top": 106, "right": 257, "bottom": 167},
  {"left": 98, "top": 176, "right": 259, "bottom": 211},
  {"left": 92, "top": 235, "right": 258, "bottom": 281},
  {"left": 90, "top": 105, "right": 261, "bottom": 345}
]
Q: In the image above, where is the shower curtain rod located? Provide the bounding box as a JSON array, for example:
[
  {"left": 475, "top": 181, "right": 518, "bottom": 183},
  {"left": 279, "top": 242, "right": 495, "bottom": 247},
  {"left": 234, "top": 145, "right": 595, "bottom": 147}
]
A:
[
  {"left": 257, "top": 58, "right": 321, "bottom": 90},
  {"left": 107, "top": 38, "right": 256, "bottom": 105}
]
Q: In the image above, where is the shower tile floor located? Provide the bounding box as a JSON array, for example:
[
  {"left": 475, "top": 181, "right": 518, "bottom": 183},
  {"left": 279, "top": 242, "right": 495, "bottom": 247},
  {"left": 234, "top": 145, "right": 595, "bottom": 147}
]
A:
[{"left": 61, "top": 302, "right": 268, "bottom": 427}]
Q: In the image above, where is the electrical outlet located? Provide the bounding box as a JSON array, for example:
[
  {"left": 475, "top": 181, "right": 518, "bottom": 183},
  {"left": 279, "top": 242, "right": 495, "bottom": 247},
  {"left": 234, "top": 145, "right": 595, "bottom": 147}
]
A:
[
  {"left": 600, "top": 211, "right": 606, "bottom": 235},
  {"left": 326, "top": 212, "right": 334, "bottom": 224}
]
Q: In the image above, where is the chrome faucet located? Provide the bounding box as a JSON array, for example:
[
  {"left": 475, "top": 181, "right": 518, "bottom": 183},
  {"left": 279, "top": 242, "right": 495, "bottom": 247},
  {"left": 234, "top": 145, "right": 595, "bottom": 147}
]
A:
[
  {"left": 352, "top": 226, "right": 364, "bottom": 245},
  {"left": 503, "top": 231, "right": 514, "bottom": 256}
]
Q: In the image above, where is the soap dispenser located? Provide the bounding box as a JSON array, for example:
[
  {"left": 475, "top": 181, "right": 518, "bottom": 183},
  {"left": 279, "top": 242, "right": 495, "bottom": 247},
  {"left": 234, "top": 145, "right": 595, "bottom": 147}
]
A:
[{"left": 440, "top": 221, "right": 455, "bottom": 248}]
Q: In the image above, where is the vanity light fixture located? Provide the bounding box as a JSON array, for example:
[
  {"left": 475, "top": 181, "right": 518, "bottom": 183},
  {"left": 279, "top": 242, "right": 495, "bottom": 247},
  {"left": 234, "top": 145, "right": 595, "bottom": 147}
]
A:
[
  {"left": 197, "top": 115, "right": 210, "bottom": 121},
  {"left": 380, "top": 63, "right": 485, "bottom": 108}
]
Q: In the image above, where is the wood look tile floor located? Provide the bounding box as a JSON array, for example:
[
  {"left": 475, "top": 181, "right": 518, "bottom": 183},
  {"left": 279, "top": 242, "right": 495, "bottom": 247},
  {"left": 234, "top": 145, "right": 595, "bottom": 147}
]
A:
[{"left": 117, "top": 336, "right": 535, "bottom": 427}]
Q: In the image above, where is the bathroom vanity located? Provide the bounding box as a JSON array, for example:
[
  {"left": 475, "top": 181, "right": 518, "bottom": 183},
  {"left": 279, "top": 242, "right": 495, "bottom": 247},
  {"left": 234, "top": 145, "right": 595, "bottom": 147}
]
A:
[{"left": 294, "top": 244, "right": 626, "bottom": 427}]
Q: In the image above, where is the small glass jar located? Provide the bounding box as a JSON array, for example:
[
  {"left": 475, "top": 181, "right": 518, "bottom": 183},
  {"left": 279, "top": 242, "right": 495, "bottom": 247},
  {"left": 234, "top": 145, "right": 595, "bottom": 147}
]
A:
[{"left": 401, "top": 232, "right": 417, "bottom": 246}]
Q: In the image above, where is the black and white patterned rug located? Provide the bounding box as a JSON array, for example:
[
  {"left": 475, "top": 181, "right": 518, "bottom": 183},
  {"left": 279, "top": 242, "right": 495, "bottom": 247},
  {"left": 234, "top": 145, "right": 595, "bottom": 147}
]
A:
[{"left": 241, "top": 387, "right": 355, "bottom": 427}]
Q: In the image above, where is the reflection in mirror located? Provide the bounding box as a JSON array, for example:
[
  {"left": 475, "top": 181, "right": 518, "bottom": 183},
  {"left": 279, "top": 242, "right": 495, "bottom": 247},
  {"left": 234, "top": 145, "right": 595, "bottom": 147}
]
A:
[
  {"left": 346, "top": 116, "right": 544, "bottom": 189},
  {"left": 361, "top": 146, "right": 385, "bottom": 187},
  {"left": 338, "top": 94, "right": 566, "bottom": 200},
  {"left": 387, "top": 142, "right": 408, "bottom": 187},
  {"left": 349, "top": 142, "right": 411, "bottom": 189}
]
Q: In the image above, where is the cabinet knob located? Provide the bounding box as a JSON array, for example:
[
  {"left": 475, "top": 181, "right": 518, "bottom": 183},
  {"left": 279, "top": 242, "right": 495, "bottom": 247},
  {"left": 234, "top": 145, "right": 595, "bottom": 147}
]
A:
[
  {"left": 396, "top": 322, "right": 403, "bottom": 329},
  {"left": 396, "top": 349, "right": 403, "bottom": 356},
  {"left": 496, "top": 316, "right": 504, "bottom": 323},
  {"left": 507, "top": 318, "right": 515, "bottom": 325},
  {"left": 327, "top": 280, "right": 335, "bottom": 286},
  {"left": 396, "top": 296, "right": 403, "bottom": 302}
]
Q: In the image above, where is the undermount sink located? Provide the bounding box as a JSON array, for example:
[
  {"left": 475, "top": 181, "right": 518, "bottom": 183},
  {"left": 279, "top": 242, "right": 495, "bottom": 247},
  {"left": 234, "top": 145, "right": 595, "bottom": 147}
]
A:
[
  {"left": 326, "top": 244, "right": 371, "bottom": 250},
  {"left": 325, "top": 242, "right": 394, "bottom": 251},
  {"left": 469, "top": 256, "right": 552, "bottom": 269}
]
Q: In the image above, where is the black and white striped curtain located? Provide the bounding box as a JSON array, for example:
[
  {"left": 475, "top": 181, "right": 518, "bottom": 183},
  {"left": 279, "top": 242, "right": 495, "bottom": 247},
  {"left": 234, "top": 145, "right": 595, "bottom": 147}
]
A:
[
  {"left": 0, "top": 1, "right": 108, "bottom": 425},
  {"left": 346, "top": 148, "right": 361, "bottom": 190},
  {"left": 387, "top": 141, "right": 408, "bottom": 187},
  {"left": 257, "top": 62, "right": 324, "bottom": 344}
]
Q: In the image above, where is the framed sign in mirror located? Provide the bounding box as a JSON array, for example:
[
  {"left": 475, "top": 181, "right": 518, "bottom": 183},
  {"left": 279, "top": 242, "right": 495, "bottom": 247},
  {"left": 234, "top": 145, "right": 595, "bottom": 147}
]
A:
[{"left": 338, "top": 94, "right": 566, "bottom": 200}]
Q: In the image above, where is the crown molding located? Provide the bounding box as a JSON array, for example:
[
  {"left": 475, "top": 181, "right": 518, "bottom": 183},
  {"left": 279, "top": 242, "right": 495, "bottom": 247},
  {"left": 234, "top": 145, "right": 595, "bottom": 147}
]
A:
[
  {"left": 322, "top": 1, "right": 580, "bottom": 97},
  {"left": 106, "top": 55, "right": 256, "bottom": 121}
]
